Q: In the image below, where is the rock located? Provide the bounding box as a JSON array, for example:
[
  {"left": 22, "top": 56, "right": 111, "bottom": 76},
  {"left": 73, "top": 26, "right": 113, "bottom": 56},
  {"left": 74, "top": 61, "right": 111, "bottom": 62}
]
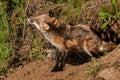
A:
[
  {"left": 46, "top": 53, "right": 55, "bottom": 59},
  {"left": 44, "top": 49, "right": 55, "bottom": 61},
  {"left": 98, "top": 67, "right": 120, "bottom": 80}
]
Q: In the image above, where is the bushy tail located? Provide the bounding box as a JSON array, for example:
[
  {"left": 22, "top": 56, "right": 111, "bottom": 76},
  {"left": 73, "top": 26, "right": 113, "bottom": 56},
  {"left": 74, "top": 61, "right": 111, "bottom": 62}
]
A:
[{"left": 99, "top": 41, "right": 117, "bottom": 52}]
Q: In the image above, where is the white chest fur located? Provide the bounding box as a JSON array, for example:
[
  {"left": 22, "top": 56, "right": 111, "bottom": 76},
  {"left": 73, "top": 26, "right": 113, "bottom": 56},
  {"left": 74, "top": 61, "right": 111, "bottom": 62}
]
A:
[{"left": 42, "top": 30, "right": 63, "bottom": 51}]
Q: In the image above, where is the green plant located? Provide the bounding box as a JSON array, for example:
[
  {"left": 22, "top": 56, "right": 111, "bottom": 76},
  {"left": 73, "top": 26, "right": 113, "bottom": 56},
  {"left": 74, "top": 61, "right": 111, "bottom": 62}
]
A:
[
  {"left": 99, "top": 0, "right": 120, "bottom": 29},
  {"left": 86, "top": 64, "right": 104, "bottom": 77},
  {"left": 29, "top": 36, "right": 45, "bottom": 60},
  {"left": 61, "top": 0, "right": 82, "bottom": 24},
  {"left": 70, "top": 0, "right": 82, "bottom": 9},
  {"left": 0, "top": 2, "right": 12, "bottom": 74},
  {"left": 0, "top": 0, "right": 24, "bottom": 75}
]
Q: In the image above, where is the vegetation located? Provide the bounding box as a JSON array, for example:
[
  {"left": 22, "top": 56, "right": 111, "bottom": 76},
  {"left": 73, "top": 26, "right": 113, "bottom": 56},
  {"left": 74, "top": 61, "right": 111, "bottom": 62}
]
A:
[
  {"left": 29, "top": 38, "right": 46, "bottom": 60},
  {"left": 48, "top": 0, "right": 82, "bottom": 24},
  {"left": 86, "top": 63, "right": 104, "bottom": 77},
  {"left": 0, "top": 0, "right": 25, "bottom": 75},
  {"left": 99, "top": 0, "right": 120, "bottom": 29},
  {"left": 0, "top": 1, "right": 12, "bottom": 75}
]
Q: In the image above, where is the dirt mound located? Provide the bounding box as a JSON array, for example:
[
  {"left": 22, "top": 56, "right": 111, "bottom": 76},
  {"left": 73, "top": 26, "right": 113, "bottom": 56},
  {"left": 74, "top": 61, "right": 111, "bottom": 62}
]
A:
[
  {"left": 6, "top": 59, "right": 89, "bottom": 80},
  {"left": 5, "top": 45, "right": 120, "bottom": 80}
]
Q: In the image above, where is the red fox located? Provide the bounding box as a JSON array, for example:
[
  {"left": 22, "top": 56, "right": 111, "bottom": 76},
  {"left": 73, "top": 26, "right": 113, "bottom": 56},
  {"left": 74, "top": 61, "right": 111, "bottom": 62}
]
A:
[
  {"left": 28, "top": 13, "right": 70, "bottom": 71},
  {"left": 28, "top": 11, "right": 116, "bottom": 72}
]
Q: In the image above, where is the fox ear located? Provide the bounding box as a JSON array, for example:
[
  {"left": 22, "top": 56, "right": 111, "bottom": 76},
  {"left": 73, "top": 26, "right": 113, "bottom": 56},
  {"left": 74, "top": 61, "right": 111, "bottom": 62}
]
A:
[
  {"left": 41, "top": 21, "right": 50, "bottom": 30},
  {"left": 44, "top": 23, "right": 50, "bottom": 30},
  {"left": 47, "top": 10, "right": 54, "bottom": 17}
]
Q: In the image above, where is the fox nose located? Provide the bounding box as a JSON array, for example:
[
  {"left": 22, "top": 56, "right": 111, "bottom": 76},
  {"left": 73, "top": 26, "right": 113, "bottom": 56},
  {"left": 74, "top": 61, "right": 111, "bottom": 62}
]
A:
[{"left": 28, "top": 18, "right": 33, "bottom": 23}]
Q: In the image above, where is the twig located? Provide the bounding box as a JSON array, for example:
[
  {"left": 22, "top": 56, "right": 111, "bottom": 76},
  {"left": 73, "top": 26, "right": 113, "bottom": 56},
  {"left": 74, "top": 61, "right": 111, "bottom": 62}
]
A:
[{"left": 22, "top": 0, "right": 30, "bottom": 40}]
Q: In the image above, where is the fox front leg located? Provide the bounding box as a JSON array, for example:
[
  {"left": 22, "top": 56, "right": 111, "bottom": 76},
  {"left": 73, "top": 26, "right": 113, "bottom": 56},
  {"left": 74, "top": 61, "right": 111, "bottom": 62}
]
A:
[
  {"left": 51, "top": 50, "right": 61, "bottom": 72},
  {"left": 59, "top": 52, "right": 68, "bottom": 70}
]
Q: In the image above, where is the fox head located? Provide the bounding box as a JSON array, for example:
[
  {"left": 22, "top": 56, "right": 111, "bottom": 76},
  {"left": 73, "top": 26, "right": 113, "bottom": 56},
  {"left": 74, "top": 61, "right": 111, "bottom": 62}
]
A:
[
  {"left": 28, "top": 11, "right": 60, "bottom": 32},
  {"left": 28, "top": 13, "right": 51, "bottom": 32}
]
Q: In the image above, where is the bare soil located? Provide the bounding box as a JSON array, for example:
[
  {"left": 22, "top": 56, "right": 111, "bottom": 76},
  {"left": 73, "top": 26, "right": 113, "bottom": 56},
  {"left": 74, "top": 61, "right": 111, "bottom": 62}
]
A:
[
  {"left": 5, "top": 45, "right": 120, "bottom": 80},
  {"left": 6, "top": 59, "right": 90, "bottom": 80}
]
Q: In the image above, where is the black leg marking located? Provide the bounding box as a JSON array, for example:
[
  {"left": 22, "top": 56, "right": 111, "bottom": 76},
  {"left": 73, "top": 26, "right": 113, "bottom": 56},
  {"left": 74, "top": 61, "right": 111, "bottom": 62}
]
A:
[
  {"left": 51, "top": 50, "right": 60, "bottom": 72},
  {"left": 59, "top": 52, "right": 68, "bottom": 70}
]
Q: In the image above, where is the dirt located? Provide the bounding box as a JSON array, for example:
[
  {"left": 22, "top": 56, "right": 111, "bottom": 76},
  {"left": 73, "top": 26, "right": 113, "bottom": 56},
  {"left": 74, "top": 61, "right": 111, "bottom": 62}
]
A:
[
  {"left": 5, "top": 45, "right": 120, "bottom": 80},
  {"left": 4, "top": 0, "right": 120, "bottom": 80},
  {"left": 6, "top": 59, "right": 89, "bottom": 80}
]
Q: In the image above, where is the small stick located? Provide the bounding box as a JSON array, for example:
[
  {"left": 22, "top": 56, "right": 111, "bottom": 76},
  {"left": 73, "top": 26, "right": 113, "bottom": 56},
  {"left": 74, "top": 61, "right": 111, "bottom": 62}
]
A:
[{"left": 22, "top": 0, "right": 30, "bottom": 40}]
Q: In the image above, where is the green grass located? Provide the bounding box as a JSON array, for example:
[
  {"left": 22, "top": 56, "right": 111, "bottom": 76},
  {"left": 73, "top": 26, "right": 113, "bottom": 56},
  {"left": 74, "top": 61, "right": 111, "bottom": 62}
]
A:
[
  {"left": 0, "top": 2, "right": 12, "bottom": 74},
  {"left": 85, "top": 63, "right": 104, "bottom": 78},
  {"left": 0, "top": 0, "right": 25, "bottom": 75},
  {"left": 58, "top": 0, "right": 82, "bottom": 24},
  {"left": 29, "top": 38, "right": 44, "bottom": 60},
  {"left": 99, "top": 0, "right": 120, "bottom": 29}
]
